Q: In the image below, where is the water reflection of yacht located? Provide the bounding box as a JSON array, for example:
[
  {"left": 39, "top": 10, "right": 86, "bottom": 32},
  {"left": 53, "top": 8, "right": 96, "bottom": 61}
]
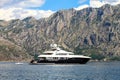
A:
[{"left": 30, "top": 44, "right": 91, "bottom": 64}]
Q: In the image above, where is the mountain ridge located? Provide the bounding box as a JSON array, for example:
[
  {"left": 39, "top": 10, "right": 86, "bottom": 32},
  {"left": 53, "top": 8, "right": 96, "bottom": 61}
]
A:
[{"left": 0, "top": 4, "right": 120, "bottom": 61}]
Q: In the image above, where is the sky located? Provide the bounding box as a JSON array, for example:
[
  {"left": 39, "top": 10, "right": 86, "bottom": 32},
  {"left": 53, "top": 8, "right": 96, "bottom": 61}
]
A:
[{"left": 0, "top": 0, "right": 120, "bottom": 21}]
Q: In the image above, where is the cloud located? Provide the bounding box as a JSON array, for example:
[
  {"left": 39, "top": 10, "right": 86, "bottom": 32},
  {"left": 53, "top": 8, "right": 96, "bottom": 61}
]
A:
[
  {"left": 0, "top": 8, "right": 54, "bottom": 21},
  {"left": 74, "top": 5, "right": 89, "bottom": 10},
  {"left": 90, "top": 0, "right": 120, "bottom": 8},
  {"left": 90, "top": 0, "right": 105, "bottom": 8},
  {"left": 0, "top": 0, "right": 9, "bottom": 7},
  {"left": 0, "top": 0, "right": 120, "bottom": 20},
  {"left": 102, "top": 0, "right": 120, "bottom": 5},
  {"left": 0, "top": 0, "right": 55, "bottom": 21},
  {"left": 75, "top": 0, "right": 120, "bottom": 12},
  {"left": 78, "top": 0, "right": 88, "bottom": 4},
  {"left": 0, "top": 0, "right": 45, "bottom": 8},
  {"left": 16, "top": 0, "right": 45, "bottom": 8}
]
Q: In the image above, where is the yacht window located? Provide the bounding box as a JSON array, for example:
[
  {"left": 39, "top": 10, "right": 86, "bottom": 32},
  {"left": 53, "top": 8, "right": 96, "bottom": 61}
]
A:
[
  {"left": 56, "top": 53, "right": 67, "bottom": 55},
  {"left": 69, "top": 54, "right": 73, "bottom": 55},
  {"left": 44, "top": 53, "right": 52, "bottom": 55},
  {"left": 53, "top": 57, "right": 58, "bottom": 59}
]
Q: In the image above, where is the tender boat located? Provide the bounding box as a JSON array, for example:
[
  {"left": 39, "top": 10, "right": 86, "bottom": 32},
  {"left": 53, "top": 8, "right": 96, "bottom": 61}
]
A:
[
  {"left": 30, "top": 44, "right": 91, "bottom": 64},
  {"left": 15, "top": 62, "right": 23, "bottom": 65}
]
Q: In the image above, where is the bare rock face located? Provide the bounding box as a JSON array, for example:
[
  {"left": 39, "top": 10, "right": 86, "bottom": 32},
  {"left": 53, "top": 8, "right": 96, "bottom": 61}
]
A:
[
  {"left": 0, "top": 37, "right": 30, "bottom": 61},
  {"left": 0, "top": 4, "right": 120, "bottom": 61}
]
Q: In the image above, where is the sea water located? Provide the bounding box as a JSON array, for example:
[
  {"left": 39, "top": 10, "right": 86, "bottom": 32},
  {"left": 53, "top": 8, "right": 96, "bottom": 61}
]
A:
[{"left": 0, "top": 61, "right": 120, "bottom": 80}]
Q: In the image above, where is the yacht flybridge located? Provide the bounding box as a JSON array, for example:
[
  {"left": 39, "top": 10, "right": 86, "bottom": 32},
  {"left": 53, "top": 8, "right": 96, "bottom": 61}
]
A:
[{"left": 30, "top": 44, "right": 91, "bottom": 64}]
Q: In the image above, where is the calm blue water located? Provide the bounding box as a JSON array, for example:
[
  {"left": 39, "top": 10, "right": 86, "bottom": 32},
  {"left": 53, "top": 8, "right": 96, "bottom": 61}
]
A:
[{"left": 0, "top": 61, "right": 120, "bottom": 80}]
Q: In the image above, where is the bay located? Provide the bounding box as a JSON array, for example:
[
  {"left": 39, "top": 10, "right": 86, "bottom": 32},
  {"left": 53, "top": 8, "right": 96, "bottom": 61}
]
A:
[{"left": 0, "top": 61, "right": 120, "bottom": 80}]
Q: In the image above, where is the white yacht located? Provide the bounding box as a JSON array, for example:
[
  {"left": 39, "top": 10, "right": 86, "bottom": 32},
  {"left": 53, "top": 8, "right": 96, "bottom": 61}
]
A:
[{"left": 30, "top": 44, "right": 91, "bottom": 64}]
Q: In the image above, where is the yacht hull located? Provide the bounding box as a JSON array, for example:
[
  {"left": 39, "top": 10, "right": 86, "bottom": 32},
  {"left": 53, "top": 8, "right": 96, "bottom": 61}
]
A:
[{"left": 30, "top": 58, "right": 90, "bottom": 64}]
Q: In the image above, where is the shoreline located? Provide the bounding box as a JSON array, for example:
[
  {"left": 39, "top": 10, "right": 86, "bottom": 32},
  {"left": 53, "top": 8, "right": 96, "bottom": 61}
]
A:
[
  {"left": 0, "top": 59, "right": 31, "bottom": 63},
  {"left": 0, "top": 59, "right": 120, "bottom": 63}
]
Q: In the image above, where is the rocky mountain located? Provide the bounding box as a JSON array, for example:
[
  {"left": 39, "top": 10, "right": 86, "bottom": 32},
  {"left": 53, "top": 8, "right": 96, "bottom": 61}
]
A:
[
  {"left": 0, "top": 4, "right": 120, "bottom": 61},
  {"left": 0, "top": 37, "right": 30, "bottom": 61}
]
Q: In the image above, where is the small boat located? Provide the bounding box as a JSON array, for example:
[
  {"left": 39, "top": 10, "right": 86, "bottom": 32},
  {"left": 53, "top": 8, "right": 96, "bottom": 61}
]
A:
[
  {"left": 15, "top": 62, "right": 23, "bottom": 65},
  {"left": 30, "top": 43, "right": 91, "bottom": 64}
]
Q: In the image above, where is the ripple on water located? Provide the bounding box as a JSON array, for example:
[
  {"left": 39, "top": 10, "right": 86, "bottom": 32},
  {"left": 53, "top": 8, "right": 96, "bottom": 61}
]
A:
[{"left": 0, "top": 62, "right": 120, "bottom": 80}]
